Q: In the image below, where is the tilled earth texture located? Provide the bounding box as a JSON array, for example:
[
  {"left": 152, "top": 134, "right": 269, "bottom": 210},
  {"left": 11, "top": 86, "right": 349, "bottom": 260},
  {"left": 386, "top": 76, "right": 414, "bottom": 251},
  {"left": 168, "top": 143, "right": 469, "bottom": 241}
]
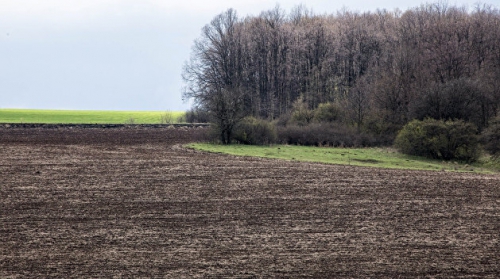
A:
[{"left": 1, "top": 126, "right": 499, "bottom": 278}]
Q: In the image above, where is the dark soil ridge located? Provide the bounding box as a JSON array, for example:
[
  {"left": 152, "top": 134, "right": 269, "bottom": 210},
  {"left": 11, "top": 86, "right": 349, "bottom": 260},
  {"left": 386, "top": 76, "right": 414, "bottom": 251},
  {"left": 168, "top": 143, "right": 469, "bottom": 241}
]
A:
[
  {"left": 0, "top": 123, "right": 209, "bottom": 129},
  {"left": 0, "top": 124, "right": 209, "bottom": 145}
]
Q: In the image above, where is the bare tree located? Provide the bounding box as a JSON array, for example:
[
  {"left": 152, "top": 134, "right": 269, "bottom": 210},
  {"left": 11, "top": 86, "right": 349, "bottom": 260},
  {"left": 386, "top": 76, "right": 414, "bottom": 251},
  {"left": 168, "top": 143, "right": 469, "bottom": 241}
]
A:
[
  {"left": 183, "top": 9, "right": 246, "bottom": 144},
  {"left": 183, "top": 3, "right": 500, "bottom": 142}
]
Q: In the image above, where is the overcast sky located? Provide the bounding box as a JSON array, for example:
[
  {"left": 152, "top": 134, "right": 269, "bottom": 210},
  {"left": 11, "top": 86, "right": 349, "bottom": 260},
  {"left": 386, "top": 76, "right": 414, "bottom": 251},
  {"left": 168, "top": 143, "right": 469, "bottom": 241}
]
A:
[{"left": 0, "top": 0, "right": 497, "bottom": 111}]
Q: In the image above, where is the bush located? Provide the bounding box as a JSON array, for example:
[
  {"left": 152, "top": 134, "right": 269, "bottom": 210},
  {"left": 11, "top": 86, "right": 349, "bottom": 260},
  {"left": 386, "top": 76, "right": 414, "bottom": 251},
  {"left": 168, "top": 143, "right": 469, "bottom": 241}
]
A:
[
  {"left": 313, "top": 102, "right": 344, "bottom": 123},
  {"left": 278, "top": 123, "right": 377, "bottom": 147},
  {"left": 275, "top": 112, "right": 292, "bottom": 127},
  {"left": 361, "top": 112, "right": 401, "bottom": 145},
  {"left": 185, "top": 108, "right": 210, "bottom": 123},
  {"left": 160, "top": 111, "right": 187, "bottom": 124},
  {"left": 481, "top": 116, "right": 500, "bottom": 158},
  {"left": 233, "top": 117, "right": 277, "bottom": 145},
  {"left": 289, "top": 97, "right": 314, "bottom": 126},
  {"left": 394, "top": 118, "right": 480, "bottom": 162}
]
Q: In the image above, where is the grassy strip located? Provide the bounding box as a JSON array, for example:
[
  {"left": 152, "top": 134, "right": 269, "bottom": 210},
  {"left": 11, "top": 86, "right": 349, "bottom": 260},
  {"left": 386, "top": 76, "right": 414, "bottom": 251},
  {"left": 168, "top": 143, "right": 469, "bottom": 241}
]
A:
[
  {"left": 187, "top": 143, "right": 499, "bottom": 173},
  {"left": 0, "top": 109, "right": 185, "bottom": 124}
]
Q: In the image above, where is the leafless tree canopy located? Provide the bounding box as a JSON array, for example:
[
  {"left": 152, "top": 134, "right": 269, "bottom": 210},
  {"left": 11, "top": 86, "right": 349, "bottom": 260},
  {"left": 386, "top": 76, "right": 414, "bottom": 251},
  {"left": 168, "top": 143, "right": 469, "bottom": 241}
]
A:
[{"left": 183, "top": 3, "right": 500, "bottom": 141}]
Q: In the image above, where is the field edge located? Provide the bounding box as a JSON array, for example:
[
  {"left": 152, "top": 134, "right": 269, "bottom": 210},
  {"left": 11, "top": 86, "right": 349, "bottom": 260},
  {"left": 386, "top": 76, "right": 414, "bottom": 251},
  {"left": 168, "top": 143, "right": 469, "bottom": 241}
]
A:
[{"left": 186, "top": 142, "right": 500, "bottom": 174}]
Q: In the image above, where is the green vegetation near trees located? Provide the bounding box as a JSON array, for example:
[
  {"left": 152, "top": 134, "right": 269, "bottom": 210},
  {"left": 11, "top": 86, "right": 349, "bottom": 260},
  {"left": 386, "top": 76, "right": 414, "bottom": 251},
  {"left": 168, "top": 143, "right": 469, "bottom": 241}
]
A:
[
  {"left": 394, "top": 119, "right": 480, "bottom": 162},
  {"left": 187, "top": 143, "right": 498, "bottom": 173},
  {"left": 233, "top": 117, "right": 278, "bottom": 145},
  {"left": 0, "top": 109, "right": 185, "bottom": 124},
  {"left": 183, "top": 4, "right": 500, "bottom": 142},
  {"left": 183, "top": 3, "right": 500, "bottom": 159}
]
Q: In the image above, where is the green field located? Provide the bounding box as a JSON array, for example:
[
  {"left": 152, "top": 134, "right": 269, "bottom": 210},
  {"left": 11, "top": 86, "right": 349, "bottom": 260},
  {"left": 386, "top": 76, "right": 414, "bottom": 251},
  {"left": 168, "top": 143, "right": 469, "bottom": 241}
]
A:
[
  {"left": 0, "top": 109, "right": 185, "bottom": 124},
  {"left": 188, "top": 143, "right": 499, "bottom": 173}
]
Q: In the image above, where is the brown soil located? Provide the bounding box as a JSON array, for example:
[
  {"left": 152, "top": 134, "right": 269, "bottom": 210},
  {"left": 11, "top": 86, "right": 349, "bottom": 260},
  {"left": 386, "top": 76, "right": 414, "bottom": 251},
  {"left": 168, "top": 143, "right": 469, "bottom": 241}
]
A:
[{"left": 1, "top": 127, "right": 499, "bottom": 278}]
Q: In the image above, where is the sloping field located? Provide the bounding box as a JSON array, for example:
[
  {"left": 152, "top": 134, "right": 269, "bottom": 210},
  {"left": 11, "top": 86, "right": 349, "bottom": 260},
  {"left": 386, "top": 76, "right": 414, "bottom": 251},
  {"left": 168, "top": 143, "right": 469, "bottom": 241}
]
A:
[{"left": 1, "top": 126, "right": 499, "bottom": 278}]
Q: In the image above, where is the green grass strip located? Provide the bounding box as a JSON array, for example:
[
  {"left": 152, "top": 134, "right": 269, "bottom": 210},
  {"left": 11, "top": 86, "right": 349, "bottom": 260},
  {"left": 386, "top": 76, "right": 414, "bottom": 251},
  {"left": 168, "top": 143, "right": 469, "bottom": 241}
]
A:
[
  {"left": 188, "top": 143, "right": 499, "bottom": 174},
  {"left": 0, "top": 109, "right": 185, "bottom": 124}
]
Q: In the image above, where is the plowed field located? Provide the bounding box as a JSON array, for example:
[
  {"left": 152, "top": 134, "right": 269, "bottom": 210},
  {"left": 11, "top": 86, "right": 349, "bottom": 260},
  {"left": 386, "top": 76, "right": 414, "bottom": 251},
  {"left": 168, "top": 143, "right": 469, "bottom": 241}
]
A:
[{"left": 1, "top": 126, "right": 499, "bottom": 278}]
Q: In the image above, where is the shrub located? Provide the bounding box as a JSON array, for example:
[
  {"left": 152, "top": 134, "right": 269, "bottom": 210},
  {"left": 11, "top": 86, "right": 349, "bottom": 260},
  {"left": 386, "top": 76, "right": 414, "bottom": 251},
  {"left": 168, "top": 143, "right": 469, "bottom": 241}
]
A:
[
  {"left": 313, "top": 102, "right": 344, "bottom": 123},
  {"left": 289, "top": 97, "right": 314, "bottom": 126},
  {"left": 278, "top": 123, "right": 377, "bottom": 147},
  {"left": 361, "top": 112, "right": 401, "bottom": 146},
  {"left": 445, "top": 120, "right": 481, "bottom": 161},
  {"left": 275, "top": 112, "right": 292, "bottom": 127},
  {"left": 481, "top": 116, "right": 500, "bottom": 158},
  {"left": 233, "top": 117, "right": 277, "bottom": 145},
  {"left": 160, "top": 111, "right": 174, "bottom": 124},
  {"left": 185, "top": 108, "right": 210, "bottom": 123},
  {"left": 394, "top": 118, "right": 480, "bottom": 162}
]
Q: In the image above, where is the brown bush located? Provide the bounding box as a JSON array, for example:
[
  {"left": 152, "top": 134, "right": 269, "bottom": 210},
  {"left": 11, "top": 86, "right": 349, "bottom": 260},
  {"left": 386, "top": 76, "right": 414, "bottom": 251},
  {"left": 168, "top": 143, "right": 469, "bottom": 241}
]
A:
[
  {"left": 278, "top": 123, "right": 378, "bottom": 147},
  {"left": 233, "top": 117, "right": 278, "bottom": 145},
  {"left": 185, "top": 108, "right": 210, "bottom": 123}
]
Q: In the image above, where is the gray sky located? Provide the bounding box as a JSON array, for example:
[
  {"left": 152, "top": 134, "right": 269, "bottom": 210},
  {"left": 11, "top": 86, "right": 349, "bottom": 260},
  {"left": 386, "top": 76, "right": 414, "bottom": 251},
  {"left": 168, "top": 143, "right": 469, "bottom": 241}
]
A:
[{"left": 1, "top": 0, "right": 496, "bottom": 111}]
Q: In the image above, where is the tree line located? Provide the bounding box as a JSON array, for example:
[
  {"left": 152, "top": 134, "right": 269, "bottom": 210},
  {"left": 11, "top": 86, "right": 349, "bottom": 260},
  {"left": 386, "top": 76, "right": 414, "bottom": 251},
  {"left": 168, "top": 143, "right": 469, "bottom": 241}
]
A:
[{"left": 183, "top": 3, "right": 500, "bottom": 145}]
